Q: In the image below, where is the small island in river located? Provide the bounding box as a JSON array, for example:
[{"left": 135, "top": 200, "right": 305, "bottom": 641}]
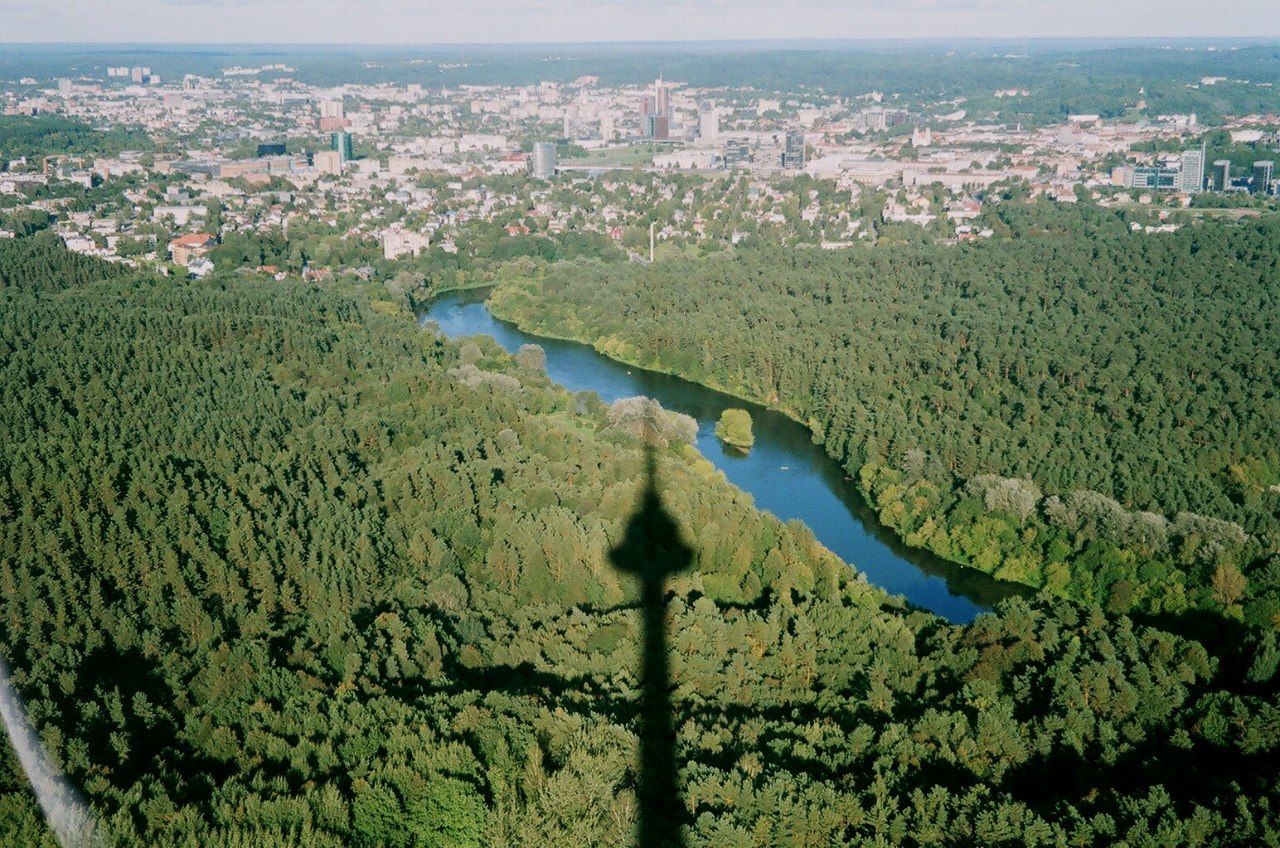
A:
[{"left": 715, "top": 408, "right": 755, "bottom": 451}]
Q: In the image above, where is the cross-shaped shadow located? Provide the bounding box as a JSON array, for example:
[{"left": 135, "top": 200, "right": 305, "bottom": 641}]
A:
[{"left": 610, "top": 445, "right": 693, "bottom": 848}]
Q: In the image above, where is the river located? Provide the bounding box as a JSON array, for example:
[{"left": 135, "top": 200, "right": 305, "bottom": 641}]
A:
[{"left": 421, "top": 289, "right": 1025, "bottom": 623}]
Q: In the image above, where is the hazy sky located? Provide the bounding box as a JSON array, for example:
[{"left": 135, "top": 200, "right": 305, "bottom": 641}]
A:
[{"left": 2, "top": 0, "right": 1279, "bottom": 44}]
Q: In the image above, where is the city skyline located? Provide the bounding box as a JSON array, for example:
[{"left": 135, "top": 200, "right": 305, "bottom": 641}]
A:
[{"left": 3, "top": 0, "right": 1280, "bottom": 44}]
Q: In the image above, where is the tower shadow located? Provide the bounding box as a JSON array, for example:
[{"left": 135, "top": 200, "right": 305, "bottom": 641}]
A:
[{"left": 610, "top": 446, "right": 693, "bottom": 848}]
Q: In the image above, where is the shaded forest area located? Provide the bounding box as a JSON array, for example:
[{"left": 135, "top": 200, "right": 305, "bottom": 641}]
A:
[
  {"left": 2, "top": 235, "right": 1279, "bottom": 846},
  {"left": 489, "top": 203, "right": 1280, "bottom": 622}
]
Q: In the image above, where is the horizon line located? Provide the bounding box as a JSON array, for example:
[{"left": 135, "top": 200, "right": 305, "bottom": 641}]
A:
[{"left": 4, "top": 35, "right": 1280, "bottom": 49}]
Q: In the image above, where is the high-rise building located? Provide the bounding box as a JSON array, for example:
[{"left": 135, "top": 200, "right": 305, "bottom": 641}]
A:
[
  {"left": 655, "top": 79, "right": 670, "bottom": 116},
  {"left": 1211, "top": 159, "right": 1231, "bottom": 192},
  {"left": 638, "top": 94, "right": 654, "bottom": 137},
  {"left": 783, "top": 131, "right": 806, "bottom": 170},
  {"left": 330, "top": 132, "right": 354, "bottom": 163},
  {"left": 599, "top": 113, "right": 617, "bottom": 142},
  {"left": 641, "top": 79, "right": 673, "bottom": 140},
  {"left": 319, "top": 99, "right": 347, "bottom": 132},
  {"left": 699, "top": 103, "right": 719, "bottom": 140},
  {"left": 1252, "top": 161, "right": 1275, "bottom": 195},
  {"left": 562, "top": 108, "right": 584, "bottom": 141},
  {"left": 1178, "top": 143, "right": 1206, "bottom": 194},
  {"left": 531, "top": 142, "right": 557, "bottom": 179},
  {"left": 313, "top": 150, "right": 342, "bottom": 176}
]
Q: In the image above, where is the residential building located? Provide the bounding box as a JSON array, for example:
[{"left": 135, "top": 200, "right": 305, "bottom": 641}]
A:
[
  {"left": 383, "top": 227, "right": 430, "bottom": 260},
  {"left": 319, "top": 99, "right": 346, "bottom": 132},
  {"left": 313, "top": 150, "right": 342, "bottom": 176},
  {"left": 168, "top": 233, "right": 215, "bottom": 265}
]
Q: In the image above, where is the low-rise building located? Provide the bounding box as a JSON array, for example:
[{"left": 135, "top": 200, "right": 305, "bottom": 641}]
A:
[
  {"left": 169, "top": 232, "right": 216, "bottom": 265},
  {"left": 383, "top": 226, "right": 430, "bottom": 260}
]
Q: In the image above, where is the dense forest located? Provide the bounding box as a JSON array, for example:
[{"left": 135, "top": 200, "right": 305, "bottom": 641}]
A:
[
  {"left": 0, "top": 115, "right": 151, "bottom": 162},
  {"left": 3, "top": 234, "right": 1280, "bottom": 845},
  {"left": 488, "top": 203, "right": 1280, "bottom": 621}
]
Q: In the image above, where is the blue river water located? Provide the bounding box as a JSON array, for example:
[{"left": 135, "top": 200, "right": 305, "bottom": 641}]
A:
[{"left": 421, "top": 289, "right": 1025, "bottom": 623}]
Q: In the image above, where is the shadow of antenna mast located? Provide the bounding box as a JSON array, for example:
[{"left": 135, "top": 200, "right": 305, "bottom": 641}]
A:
[{"left": 610, "top": 442, "right": 693, "bottom": 848}]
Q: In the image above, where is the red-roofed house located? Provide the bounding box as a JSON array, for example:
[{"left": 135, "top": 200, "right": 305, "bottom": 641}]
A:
[{"left": 169, "top": 233, "right": 215, "bottom": 265}]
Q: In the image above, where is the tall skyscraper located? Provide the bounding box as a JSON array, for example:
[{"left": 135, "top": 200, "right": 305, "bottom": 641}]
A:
[
  {"left": 330, "top": 132, "right": 354, "bottom": 163},
  {"left": 1254, "top": 161, "right": 1275, "bottom": 195},
  {"left": 1211, "top": 159, "right": 1231, "bottom": 192},
  {"left": 639, "top": 94, "right": 655, "bottom": 138},
  {"left": 1178, "top": 143, "right": 1206, "bottom": 194},
  {"left": 641, "top": 78, "right": 672, "bottom": 140},
  {"left": 531, "top": 142, "right": 557, "bottom": 179},
  {"left": 654, "top": 78, "right": 670, "bottom": 123}
]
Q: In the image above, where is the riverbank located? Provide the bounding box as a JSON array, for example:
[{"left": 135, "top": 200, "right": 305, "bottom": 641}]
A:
[
  {"left": 483, "top": 268, "right": 1273, "bottom": 623},
  {"left": 421, "top": 288, "right": 1028, "bottom": 623},
  {"left": 488, "top": 284, "right": 807, "bottom": 425},
  {"left": 482, "top": 283, "right": 1047, "bottom": 592}
]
